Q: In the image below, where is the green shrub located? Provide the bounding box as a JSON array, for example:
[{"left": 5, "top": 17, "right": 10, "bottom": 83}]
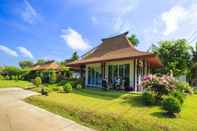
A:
[
  {"left": 50, "top": 71, "right": 57, "bottom": 83},
  {"left": 194, "top": 87, "right": 197, "bottom": 94},
  {"left": 162, "top": 96, "right": 181, "bottom": 116},
  {"left": 170, "top": 91, "right": 185, "bottom": 105},
  {"left": 142, "top": 91, "right": 156, "bottom": 105},
  {"left": 76, "top": 84, "right": 82, "bottom": 89},
  {"left": 0, "top": 75, "right": 4, "bottom": 80},
  {"left": 5, "top": 75, "right": 9, "bottom": 80},
  {"left": 52, "top": 86, "right": 63, "bottom": 92},
  {"left": 176, "top": 81, "right": 193, "bottom": 94},
  {"left": 63, "top": 82, "right": 72, "bottom": 93},
  {"left": 34, "top": 77, "right": 42, "bottom": 87}
]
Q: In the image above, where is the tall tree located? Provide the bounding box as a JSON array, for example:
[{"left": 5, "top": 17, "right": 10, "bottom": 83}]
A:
[
  {"left": 191, "top": 42, "right": 197, "bottom": 86},
  {"left": 192, "top": 42, "right": 197, "bottom": 63},
  {"left": 152, "top": 39, "right": 191, "bottom": 76},
  {"left": 71, "top": 51, "right": 79, "bottom": 61},
  {"left": 128, "top": 34, "right": 139, "bottom": 46},
  {"left": 19, "top": 60, "right": 33, "bottom": 69}
]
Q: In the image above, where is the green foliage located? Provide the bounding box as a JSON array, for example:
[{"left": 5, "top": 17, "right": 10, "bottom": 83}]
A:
[
  {"left": 0, "top": 75, "right": 4, "bottom": 80},
  {"left": 152, "top": 39, "right": 191, "bottom": 76},
  {"left": 128, "top": 34, "right": 139, "bottom": 46},
  {"left": 76, "top": 84, "right": 82, "bottom": 89},
  {"left": 19, "top": 60, "right": 33, "bottom": 69},
  {"left": 141, "top": 75, "right": 176, "bottom": 100},
  {"left": 142, "top": 91, "right": 156, "bottom": 105},
  {"left": 176, "top": 81, "right": 193, "bottom": 94},
  {"left": 2, "top": 66, "right": 23, "bottom": 79},
  {"left": 34, "top": 77, "right": 42, "bottom": 87},
  {"left": 50, "top": 70, "right": 57, "bottom": 83},
  {"left": 170, "top": 91, "right": 185, "bottom": 105},
  {"left": 71, "top": 51, "right": 79, "bottom": 61},
  {"left": 63, "top": 82, "right": 72, "bottom": 93},
  {"left": 162, "top": 96, "right": 181, "bottom": 116}
]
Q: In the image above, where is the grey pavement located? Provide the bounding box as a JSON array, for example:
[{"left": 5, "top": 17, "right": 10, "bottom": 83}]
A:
[{"left": 0, "top": 88, "right": 94, "bottom": 131}]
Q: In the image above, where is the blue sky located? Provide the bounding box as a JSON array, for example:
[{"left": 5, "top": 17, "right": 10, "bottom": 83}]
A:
[{"left": 0, "top": 0, "right": 197, "bottom": 66}]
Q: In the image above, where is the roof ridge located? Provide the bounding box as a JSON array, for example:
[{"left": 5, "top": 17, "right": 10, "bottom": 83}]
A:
[{"left": 101, "top": 31, "right": 128, "bottom": 41}]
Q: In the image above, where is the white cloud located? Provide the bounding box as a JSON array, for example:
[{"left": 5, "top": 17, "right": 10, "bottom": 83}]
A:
[
  {"left": 161, "top": 4, "right": 197, "bottom": 36},
  {"left": 69, "top": 0, "right": 139, "bottom": 33},
  {"left": 60, "top": 28, "right": 91, "bottom": 51},
  {"left": 17, "top": 46, "right": 34, "bottom": 59},
  {"left": 0, "top": 45, "right": 18, "bottom": 57},
  {"left": 161, "top": 6, "right": 187, "bottom": 35},
  {"left": 21, "top": 0, "right": 38, "bottom": 24}
]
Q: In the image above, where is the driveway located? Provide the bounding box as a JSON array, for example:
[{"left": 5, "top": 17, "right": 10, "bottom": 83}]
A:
[{"left": 0, "top": 88, "right": 94, "bottom": 131}]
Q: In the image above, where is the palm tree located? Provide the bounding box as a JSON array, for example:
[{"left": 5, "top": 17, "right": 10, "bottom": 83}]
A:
[{"left": 128, "top": 34, "right": 139, "bottom": 46}]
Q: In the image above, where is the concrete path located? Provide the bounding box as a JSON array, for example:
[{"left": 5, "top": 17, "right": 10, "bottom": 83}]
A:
[{"left": 0, "top": 88, "right": 94, "bottom": 131}]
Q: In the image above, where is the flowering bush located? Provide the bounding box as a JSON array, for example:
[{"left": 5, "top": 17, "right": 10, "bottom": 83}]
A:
[{"left": 141, "top": 75, "right": 176, "bottom": 100}]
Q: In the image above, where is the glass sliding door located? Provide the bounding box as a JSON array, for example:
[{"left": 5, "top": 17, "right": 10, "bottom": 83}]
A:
[
  {"left": 87, "top": 65, "right": 101, "bottom": 87},
  {"left": 107, "top": 64, "right": 130, "bottom": 88}
]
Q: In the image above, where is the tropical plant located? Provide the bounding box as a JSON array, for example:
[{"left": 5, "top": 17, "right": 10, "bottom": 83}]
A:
[{"left": 128, "top": 34, "right": 139, "bottom": 46}]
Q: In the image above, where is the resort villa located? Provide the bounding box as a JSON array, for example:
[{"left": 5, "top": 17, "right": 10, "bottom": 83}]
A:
[{"left": 67, "top": 32, "right": 162, "bottom": 91}]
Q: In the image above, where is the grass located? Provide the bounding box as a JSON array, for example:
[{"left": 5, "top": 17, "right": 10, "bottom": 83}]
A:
[
  {"left": 25, "top": 86, "right": 197, "bottom": 131},
  {"left": 0, "top": 79, "right": 33, "bottom": 89}
]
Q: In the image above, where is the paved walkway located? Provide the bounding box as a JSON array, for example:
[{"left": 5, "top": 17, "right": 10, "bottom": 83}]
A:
[{"left": 0, "top": 88, "right": 94, "bottom": 131}]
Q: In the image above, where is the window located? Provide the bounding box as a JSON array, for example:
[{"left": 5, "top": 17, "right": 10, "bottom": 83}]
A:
[
  {"left": 108, "top": 64, "right": 130, "bottom": 87},
  {"left": 87, "top": 65, "right": 101, "bottom": 87}
]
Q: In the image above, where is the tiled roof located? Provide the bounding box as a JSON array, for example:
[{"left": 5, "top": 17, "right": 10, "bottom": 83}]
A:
[
  {"left": 32, "top": 61, "right": 60, "bottom": 71},
  {"left": 67, "top": 32, "right": 162, "bottom": 67}
]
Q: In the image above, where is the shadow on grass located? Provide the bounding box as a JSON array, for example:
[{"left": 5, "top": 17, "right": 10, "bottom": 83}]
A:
[
  {"left": 120, "top": 94, "right": 148, "bottom": 107},
  {"left": 151, "top": 112, "right": 166, "bottom": 118},
  {"left": 72, "top": 88, "right": 126, "bottom": 100},
  {"left": 151, "top": 111, "right": 178, "bottom": 119}
]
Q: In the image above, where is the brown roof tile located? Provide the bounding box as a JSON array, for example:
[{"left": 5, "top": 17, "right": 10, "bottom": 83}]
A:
[
  {"left": 67, "top": 32, "right": 162, "bottom": 67},
  {"left": 32, "top": 61, "right": 60, "bottom": 71}
]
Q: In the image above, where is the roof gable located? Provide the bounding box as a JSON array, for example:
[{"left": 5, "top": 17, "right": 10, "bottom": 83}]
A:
[
  {"left": 67, "top": 32, "right": 162, "bottom": 67},
  {"left": 84, "top": 32, "right": 149, "bottom": 59}
]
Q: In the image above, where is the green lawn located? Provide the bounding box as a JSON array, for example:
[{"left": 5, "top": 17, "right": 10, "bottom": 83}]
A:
[
  {"left": 0, "top": 79, "right": 33, "bottom": 89},
  {"left": 25, "top": 87, "right": 197, "bottom": 131}
]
